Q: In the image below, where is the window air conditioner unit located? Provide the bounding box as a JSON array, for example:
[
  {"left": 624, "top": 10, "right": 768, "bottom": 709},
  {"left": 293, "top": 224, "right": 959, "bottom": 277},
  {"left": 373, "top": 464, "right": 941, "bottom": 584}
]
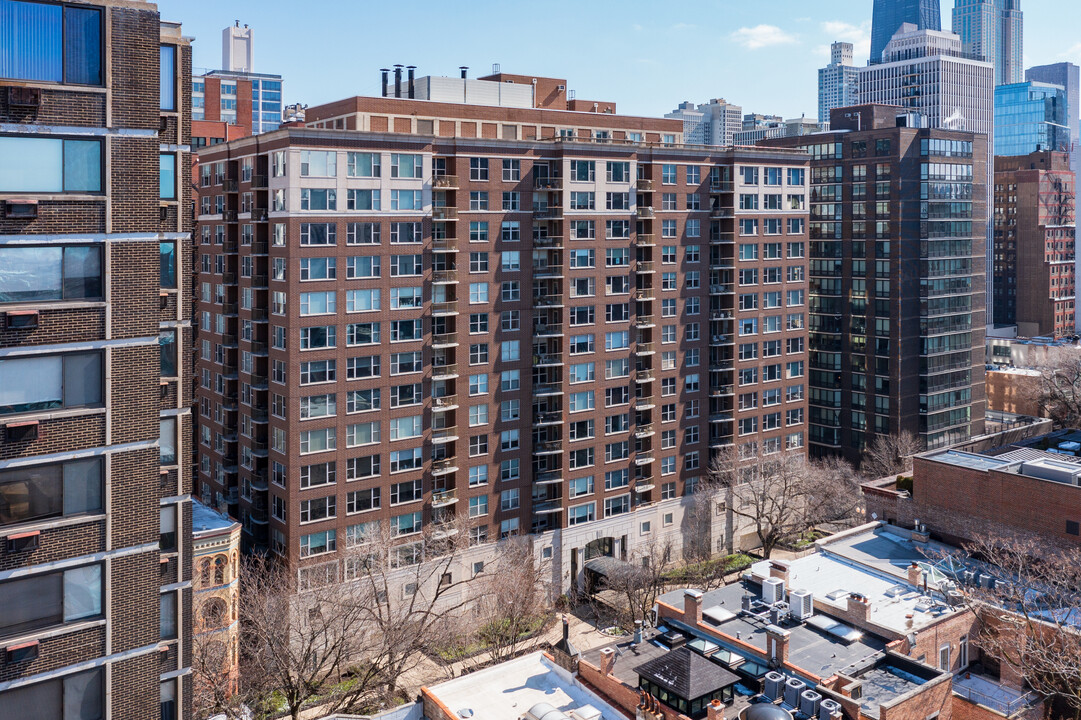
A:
[{"left": 7, "top": 86, "right": 40, "bottom": 107}]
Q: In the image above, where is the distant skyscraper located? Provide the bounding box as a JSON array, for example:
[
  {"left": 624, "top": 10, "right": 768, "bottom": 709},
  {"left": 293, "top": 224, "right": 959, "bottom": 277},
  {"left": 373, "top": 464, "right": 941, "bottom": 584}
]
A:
[
  {"left": 193, "top": 23, "right": 283, "bottom": 134},
  {"left": 994, "top": 81, "right": 1069, "bottom": 156},
  {"left": 952, "top": 0, "right": 1023, "bottom": 85},
  {"left": 819, "top": 41, "right": 859, "bottom": 122},
  {"left": 870, "top": 0, "right": 941, "bottom": 64},
  {"left": 1027, "top": 63, "right": 1081, "bottom": 173},
  {"left": 664, "top": 98, "right": 743, "bottom": 146}
]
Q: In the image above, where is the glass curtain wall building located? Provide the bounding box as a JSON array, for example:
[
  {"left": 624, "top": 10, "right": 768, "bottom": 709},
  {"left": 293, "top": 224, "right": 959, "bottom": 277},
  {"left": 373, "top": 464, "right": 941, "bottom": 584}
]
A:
[
  {"left": 870, "top": 0, "right": 941, "bottom": 64},
  {"left": 995, "top": 82, "right": 1070, "bottom": 156}
]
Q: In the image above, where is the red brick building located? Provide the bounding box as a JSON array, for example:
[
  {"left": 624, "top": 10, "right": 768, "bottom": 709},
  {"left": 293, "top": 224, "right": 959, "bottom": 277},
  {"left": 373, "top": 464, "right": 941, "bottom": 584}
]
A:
[
  {"left": 194, "top": 81, "right": 810, "bottom": 587},
  {"left": 992, "top": 151, "right": 1076, "bottom": 336},
  {"left": 0, "top": 2, "right": 193, "bottom": 718}
]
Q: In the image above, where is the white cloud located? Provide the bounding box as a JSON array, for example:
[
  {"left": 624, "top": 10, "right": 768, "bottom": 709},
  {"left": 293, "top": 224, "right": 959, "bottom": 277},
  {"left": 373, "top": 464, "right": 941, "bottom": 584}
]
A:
[
  {"left": 821, "top": 20, "right": 872, "bottom": 63},
  {"left": 730, "top": 25, "right": 798, "bottom": 50}
]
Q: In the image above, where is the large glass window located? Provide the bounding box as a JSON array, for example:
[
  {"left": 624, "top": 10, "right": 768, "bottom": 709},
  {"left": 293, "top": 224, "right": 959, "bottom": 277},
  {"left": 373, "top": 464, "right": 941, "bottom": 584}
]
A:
[
  {"left": 159, "top": 330, "right": 177, "bottom": 377},
  {"left": 0, "top": 1, "right": 102, "bottom": 85},
  {"left": 0, "top": 668, "right": 104, "bottom": 720},
  {"left": 0, "top": 457, "right": 103, "bottom": 527},
  {"left": 0, "top": 137, "right": 102, "bottom": 193},
  {"left": 160, "top": 241, "right": 176, "bottom": 288},
  {"left": 0, "top": 245, "right": 102, "bottom": 303},
  {"left": 159, "top": 417, "right": 177, "bottom": 465},
  {"left": 0, "top": 351, "right": 102, "bottom": 416},
  {"left": 159, "top": 153, "right": 176, "bottom": 199},
  {"left": 0, "top": 564, "right": 102, "bottom": 637},
  {"left": 159, "top": 45, "right": 176, "bottom": 110}
]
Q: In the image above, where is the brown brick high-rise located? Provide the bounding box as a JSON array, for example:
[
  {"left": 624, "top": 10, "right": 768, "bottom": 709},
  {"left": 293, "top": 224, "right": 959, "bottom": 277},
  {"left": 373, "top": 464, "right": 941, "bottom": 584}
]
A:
[
  {"left": 195, "top": 83, "right": 809, "bottom": 587},
  {"left": 0, "top": 2, "right": 193, "bottom": 718}
]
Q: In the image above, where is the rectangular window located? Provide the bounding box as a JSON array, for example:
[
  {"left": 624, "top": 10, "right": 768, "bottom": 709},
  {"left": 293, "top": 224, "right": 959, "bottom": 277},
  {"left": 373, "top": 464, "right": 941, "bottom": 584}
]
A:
[
  {"left": 0, "top": 245, "right": 102, "bottom": 303},
  {"left": 0, "top": 457, "right": 103, "bottom": 528},
  {"left": 0, "top": 136, "right": 102, "bottom": 193},
  {"left": 0, "top": 563, "right": 102, "bottom": 636},
  {"left": 0, "top": 1, "right": 102, "bottom": 85},
  {"left": 0, "top": 351, "right": 102, "bottom": 416},
  {"left": 0, "top": 669, "right": 104, "bottom": 719}
]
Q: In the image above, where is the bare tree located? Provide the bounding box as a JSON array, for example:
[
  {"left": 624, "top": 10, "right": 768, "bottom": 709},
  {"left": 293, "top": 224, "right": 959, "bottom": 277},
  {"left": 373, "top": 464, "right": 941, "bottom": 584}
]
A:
[
  {"left": 454, "top": 536, "right": 554, "bottom": 667},
  {"left": 600, "top": 536, "right": 675, "bottom": 629},
  {"left": 237, "top": 555, "right": 371, "bottom": 720},
  {"left": 190, "top": 611, "right": 242, "bottom": 719},
  {"left": 1034, "top": 347, "right": 1081, "bottom": 427},
  {"left": 950, "top": 532, "right": 1081, "bottom": 719},
  {"left": 711, "top": 447, "right": 862, "bottom": 559},
  {"left": 860, "top": 431, "right": 922, "bottom": 480}
]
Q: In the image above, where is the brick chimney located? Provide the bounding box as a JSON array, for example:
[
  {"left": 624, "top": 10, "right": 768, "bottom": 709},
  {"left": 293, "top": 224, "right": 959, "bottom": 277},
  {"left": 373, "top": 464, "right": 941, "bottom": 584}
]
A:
[
  {"left": 765, "top": 625, "right": 791, "bottom": 665},
  {"left": 846, "top": 593, "right": 871, "bottom": 625},
  {"left": 769, "top": 560, "right": 790, "bottom": 586},
  {"left": 907, "top": 562, "right": 922, "bottom": 588},
  {"left": 684, "top": 589, "right": 704, "bottom": 626},
  {"left": 599, "top": 647, "right": 616, "bottom": 676},
  {"left": 707, "top": 698, "right": 726, "bottom": 720}
]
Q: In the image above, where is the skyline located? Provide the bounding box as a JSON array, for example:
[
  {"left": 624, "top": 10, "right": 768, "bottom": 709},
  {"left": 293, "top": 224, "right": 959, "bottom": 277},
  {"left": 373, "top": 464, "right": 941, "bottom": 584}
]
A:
[{"left": 158, "top": 0, "right": 1081, "bottom": 121}]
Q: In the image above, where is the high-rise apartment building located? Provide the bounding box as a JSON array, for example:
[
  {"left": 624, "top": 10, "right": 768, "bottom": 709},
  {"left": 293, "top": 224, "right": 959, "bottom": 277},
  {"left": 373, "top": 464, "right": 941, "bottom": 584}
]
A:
[
  {"left": 994, "top": 81, "right": 1070, "bottom": 157},
  {"left": 952, "top": 0, "right": 1023, "bottom": 86},
  {"left": 992, "top": 151, "right": 1076, "bottom": 335},
  {"left": 870, "top": 0, "right": 942, "bottom": 64},
  {"left": 765, "top": 104, "right": 987, "bottom": 461},
  {"left": 193, "top": 79, "right": 810, "bottom": 587},
  {"left": 0, "top": 2, "right": 193, "bottom": 718},
  {"left": 818, "top": 42, "right": 859, "bottom": 124},
  {"left": 193, "top": 24, "right": 282, "bottom": 136},
  {"left": 665, "top": 99, "right": 744, "bottom": 147}
]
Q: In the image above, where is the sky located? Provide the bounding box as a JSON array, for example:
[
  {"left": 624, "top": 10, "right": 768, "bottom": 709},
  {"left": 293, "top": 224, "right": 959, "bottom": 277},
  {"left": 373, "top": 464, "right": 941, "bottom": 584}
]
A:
[{"left": 157, "top": 0, "right": 1081, "bottom": 121}]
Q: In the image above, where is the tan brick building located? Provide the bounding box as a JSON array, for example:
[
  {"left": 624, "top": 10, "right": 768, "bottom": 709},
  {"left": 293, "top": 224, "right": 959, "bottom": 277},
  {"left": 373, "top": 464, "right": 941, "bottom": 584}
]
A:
[
  {"left": 0, "top": 2, "right": 193, "bottom": 717},
  {"left": 194, "top": 74, "right": 810, "bottom": 589}
]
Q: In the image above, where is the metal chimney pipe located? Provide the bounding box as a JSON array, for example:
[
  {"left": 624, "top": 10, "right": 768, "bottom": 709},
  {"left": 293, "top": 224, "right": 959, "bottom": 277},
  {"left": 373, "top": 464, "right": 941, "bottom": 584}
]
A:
[
  {"left": 380, "top": 68, "right": 389, "bottom": 98},
  {"left": 460, "top": 65, "right": 468, "bottom": 79},
  {"left": 407, "top": 65, "right": 416, "bottom": 99},
  {"left": 393, "top": 64, "right": 403, "bottom": 98},
  {"left": 634, "top": 620, "right": 643, "bottom": 644}
]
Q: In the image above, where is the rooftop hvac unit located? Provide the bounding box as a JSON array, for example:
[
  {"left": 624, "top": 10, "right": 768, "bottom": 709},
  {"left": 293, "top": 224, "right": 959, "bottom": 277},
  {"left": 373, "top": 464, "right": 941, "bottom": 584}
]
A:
[
  {"left": 790, "top": 589, "right": 814, "bottom": 621},
  {"left": 763, "top": 671, "right": 786, "bottom": 701},
  {"left": 783, "top": 678, "right": 807, "bottom": 707},
  {"left": 819, "top": 700, "right": 843, "bottom": 720},
  {"left": 763, "top": 576, "right": 786, "bottom": 604},
  {"left": 800, "top": 691, "right": 823, "bottom": 717},
  {"left": 962, "top": 570, "right": 976, "bottom": 585}
]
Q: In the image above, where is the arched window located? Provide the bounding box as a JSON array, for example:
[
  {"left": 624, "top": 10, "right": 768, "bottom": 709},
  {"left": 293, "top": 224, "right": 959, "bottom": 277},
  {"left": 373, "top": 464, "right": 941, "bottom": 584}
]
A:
[
  {"left": 200, "top": 558, "right": 212, "bottom": 585},
  {"left": 214, "top": 555, "right": 227, "bottom": 584}
]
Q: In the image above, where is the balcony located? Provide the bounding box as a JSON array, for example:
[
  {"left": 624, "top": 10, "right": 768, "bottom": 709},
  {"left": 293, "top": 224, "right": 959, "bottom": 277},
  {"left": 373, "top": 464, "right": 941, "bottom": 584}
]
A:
[
  {"left": 634, "top": 369, "right": 654, "bottom": 383},
  {"left": 635, "top": 480, "right": 656, "bottom": 493},
  {"left": 533, "top": 236, "right": 563, "bottom": 249},
  {"left": 251, "top": 240, "right": 269, "bottom": 254},
  {"left": 636, "top": 179, "right": 654, "bottom": 192},
  {"left": 710, "top": 334, "right": 733, "bottom": 346},
  {"left": 250, "top": 341, "right": 269, "bottom": 355},
  {"left": 534, "top": 323, "right": 563, "bottom": 337},
  {"left": 430, "top": 301, "right": 459, "bottom": 316},
  {"left": 223, "top": 272, "right": 237, "bottom": 284},
  {"left": 432, "top": 459, "right": 459, "bottom": 476},
  {"left": 635, "top": 342, "right": 655, "bottom": 355},
  {"left": 223, "top": 210, "right": 238, "bottom": 222},
  {"left": 432, "top": 395, "right": 458, "bottom": 411},
  {"left": 224, "top": 179, "right": 239, "bottom": 193},
  {"left": 252, "top": 208, "right": 269, "bottom": 222},
  {"left": 534, "top": 295, "right": 564, "bottom": 308},
  {"left": 709, "top": 412, "right": 734, "bottom": 423},
  {"left": 432, "top": 332, "right": 458, "bottom": 348},
  {"left": 534, "top": 382, "right": 563, "bottom": 396},
  {"left": 534, "top": 177, "right": 562, "bottom": 190},
  {"left": 634, "top": 398, "right": 656, "bottom": 411},
  {"left": 431, "top": 364, "right": 458, "bottom": 380},
  {"left": 634, "top": 453, "right": 655, "bottom": 466},
  {"left": 710, "top": 384, "right": 735, "bottom": 397},
  {"left": 251, "top": 174, "right": 268, "bottom": 188},
  {"left": 222, "top": 302, "right": 239, "bottom": 316},
  {"left": 534, "top": 206, "right": 563, "bottom": 220},
  {"left": 251, "top": 274, "right": 268, "bottom": 289},
  {"left": 533, "top": 440, "right": 562, "bottom": 455},
  {"left": 635, "top": 261, "right": 655, "bottom": 274},
  {"left": 709, "top": 439, "right": 735, "bottom": 450},
  {"left": 710, "top": 309, "right": 734, "bottom": 320},
  {"left": 634, "top": 315, "right": 656, "bottom": 329},
  {"left": 534, "top": 353, "right": 564, "bottom": 367},
  {"left": 431, "top": 489, "right": 459, "bottom": 507},
  {"left": 633, "top": 288, "right": 654, "bottom": 301},
  {"left": 251, "top": 308, "right": 268, "bottom": 323},
  {"left": 636, "top": 206, "right": 655, "bottom": 219},
  {"left": 534, "top": 471, "right": 563, "bottom": 485},
  {"left": 431, "top": 269, "right": 458, "bottom": 284},
  {"left": 534, "top": 411, "right": 562, "bottom": 425},
  {"left": 710, "top": 259, "right": 735, "bottom": 270},
  {"left": 433, "top": 175, "right": 459, "bottom": 189},
  {"left": 709, "top": 284, "right": 732, "bottom": 295},
  {"left": 432, "top": 526, "right": 460, "bottom": 540},
  {"left": 634, "top": 234, "right": 656, "bottom": 247},
  {"left": 431, "top": 427, "right": 459, "bottom": 443},
  {"left": 432, "top": 236, "right": 458, "bottom": 252},
  {"left": 433, "top": 206, "right": 458, "bottom": 221},
  {"left": 710, "top": 232, "right": 735, "bottom": 244},
  {"left": 710, "top": 207, "right": 734, "bottom": 219},
  {"left": 533, "top": 263, "right": 564, "bottom": 279},
  {"left": 533, "top": 499, "right": 563, "bottom": 514},
  {"left": 709, "top": 181, "right": 734, "bottom": 193}
]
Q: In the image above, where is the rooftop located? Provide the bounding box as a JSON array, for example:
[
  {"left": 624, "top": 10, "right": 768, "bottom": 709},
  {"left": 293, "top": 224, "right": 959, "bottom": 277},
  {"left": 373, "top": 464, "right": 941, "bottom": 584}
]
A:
[
  {"left": 192, "top": 499, "right": 239, "bottom": 537},
  {"left": 633, "top": 645, "right": 740, "bottom": 699},
  {"left": 423, "top": 652, "right": 624, "bottom": 720}
]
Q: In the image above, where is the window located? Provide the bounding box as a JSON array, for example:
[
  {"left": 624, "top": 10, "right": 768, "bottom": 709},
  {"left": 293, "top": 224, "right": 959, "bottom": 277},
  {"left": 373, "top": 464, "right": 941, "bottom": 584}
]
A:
[
  {"left": 391, "top": 153, "right": 422, "bottom": 178},
  {"left": 0, "top": 136, "right": 102, "bottom": 193},
  {"left": 0, "top": 564, "right": 102, "bottom": 637},
  {"left": 0, "top": 351, "right": 102, "bottom": 416},
  {"left": 0, "top": 1, "right": 103, "bottom": 85},
  {"left": 0, "top": 669, "right": 104, "bottom": 720},
  {"left": 347, "top": 189, "right": 380, "bottom": 211},
  {"left": 347, "top": 152, "right": 380, "bottom": 177},
  {"left": 568, "top": 503, "right": 595, "bottom": 526},
  {"left": 0, "top": 245, "right": 102, "bottom": 303},
  {"left": 604, "top": 495, "right": 629, "bottom": 517},
  {"left": 300, "top": 530, "right": 336, "bottom": 556},
  {"left": 0, "top": 457, "right": 103, "bottom": 528},
  {"left": 502, "top": 159, "right": 520, "bottom": 181}
]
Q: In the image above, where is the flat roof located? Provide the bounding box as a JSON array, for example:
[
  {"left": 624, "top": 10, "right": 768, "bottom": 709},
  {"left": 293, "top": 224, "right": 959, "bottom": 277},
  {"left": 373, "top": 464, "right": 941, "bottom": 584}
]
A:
[
  {"left": 424, "top": 652, "right": 624, "bottom": 720},
  {"left": 922, "top": 449, "right": 1014, "bottom": 472},
  {"left": 858, "top": 666, "right": 927, "bottom": 719},
  {"left": 192, "top": 499, "right": 239, "bottom": 536}
]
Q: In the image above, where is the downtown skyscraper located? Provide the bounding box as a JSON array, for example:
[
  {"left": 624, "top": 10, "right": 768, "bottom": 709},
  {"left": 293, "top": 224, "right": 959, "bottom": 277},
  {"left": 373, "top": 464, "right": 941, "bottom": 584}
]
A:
[
  {"left": 953, "top": 0, "right": 1024, "bottom": 85},
  {"left": 870, "top": 0, "right": 942, "bottom": 64}
]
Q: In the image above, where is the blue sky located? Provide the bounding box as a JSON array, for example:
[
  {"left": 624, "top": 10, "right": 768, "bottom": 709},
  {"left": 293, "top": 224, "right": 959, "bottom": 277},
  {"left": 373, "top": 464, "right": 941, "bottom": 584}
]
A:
[{"left": 158, "top": 0, "right": 1081, "bottom": 120}]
